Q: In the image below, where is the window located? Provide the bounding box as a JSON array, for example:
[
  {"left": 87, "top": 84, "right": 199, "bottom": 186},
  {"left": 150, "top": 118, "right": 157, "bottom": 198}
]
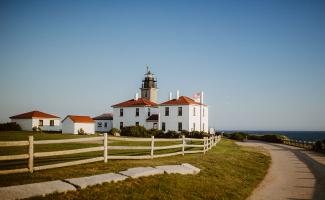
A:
[
  {"left": 178, "top": 107, "right": 182, "bottom": 116},
  {"left": 203, "top": 123, "right": 205, "bottom": 131},
  {"left": 178, "top": 122, "right": 182, "bottom": 131},
  {"left": 50, "top": 120, "right": 54, "bottom": 126},
  {"left": 39, "top": 120, "right": 43, "bottom": 126},
  {"left": 193, "top": 107, "right": 196, "bottom": 116},
  {"left": 193, "top": 122, "right": 196, "bottom": 131},
  {"left": 153, "top": 123, "right": 158, "bottom": 129},
  {"left": 162, "top": 122, "right": 166, "bottom": 131},
  {"left": 120, "top": 109, "right": 123, "bottom": 117},
  {"left": 120, "top": 122, "right": 123, "bottom": 129},
  {"left": 135, "top": 122, "right": 139, "bottom": 126},
  {"left": 203, "top": 108, "right": 205, "bottom": 117},
  {"left": 104, "top": 122, "right": 107, "bottom": 128},
  {"left": 136, "top": 108, "right": 139, "bottom": 117},
  {"left": 148, "top": 108, "right": 151, "bottom": 116},
  {"left": 98, "top": 122, "right": 102, "bottom": 128},
  {"left": 165, "top": 107, "right": 169, "bottom": 116}
]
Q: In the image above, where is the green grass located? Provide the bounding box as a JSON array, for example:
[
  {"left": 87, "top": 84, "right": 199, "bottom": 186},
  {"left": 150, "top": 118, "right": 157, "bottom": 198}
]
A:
[{"left": 0, "top": 131, "right": 270, "bottom": 200}]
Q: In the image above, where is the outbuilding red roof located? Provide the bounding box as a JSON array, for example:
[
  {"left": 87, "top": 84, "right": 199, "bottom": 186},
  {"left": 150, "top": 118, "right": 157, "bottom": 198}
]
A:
[
  {"left": 10, "top": 111, "right": 60, "bottom": 119},
  {"left": 112, "top": 98, "right": 158, "bottom": 108},
  {"left": 63, "top": 115, "right": 95, "bottom": 123},
  {"left": 159, "top": 96, "right": 207, "bottom": 106}
]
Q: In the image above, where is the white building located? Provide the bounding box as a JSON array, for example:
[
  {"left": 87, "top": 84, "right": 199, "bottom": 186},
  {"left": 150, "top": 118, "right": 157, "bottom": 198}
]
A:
[
  {"left": 159, "top": 93, "right": 208, "bottom": 132},
  {"left": 62, "top": 115, "right": 95, "bottom": 134},
  {"left": 93, "top": 113, "right": 113, "bottom": 132},
  {"left": 111, "top": 67, "right": 209, "bottom": 133},
  {"left": 10, "top": 110, "right": 61, "bottom": 131},
  {"left": 112, "top": 97, "right": 159, "bottom": 130}
]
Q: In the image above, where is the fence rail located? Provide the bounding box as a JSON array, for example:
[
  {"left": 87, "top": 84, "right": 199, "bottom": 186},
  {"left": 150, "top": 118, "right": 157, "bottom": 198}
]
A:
[
  {"left": 0, "top": 134, "right": 221, "bottom": 175},
  {"left": 283, "top": 139, "right": 315, "bottom": 150}
]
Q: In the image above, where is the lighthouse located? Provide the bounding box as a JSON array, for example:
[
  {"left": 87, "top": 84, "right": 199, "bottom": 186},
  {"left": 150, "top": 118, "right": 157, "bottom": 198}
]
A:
[{"left": 140, "top": 66, "right": 158, "bottom": 103}]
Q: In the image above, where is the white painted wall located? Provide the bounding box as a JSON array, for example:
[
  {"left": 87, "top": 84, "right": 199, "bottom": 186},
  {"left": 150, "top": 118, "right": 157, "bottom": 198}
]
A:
[
  {"left": 94, "top": 120, "right": 113, "bottom": 132},
  {"left": 11, "top": 119, "right": 33, "bottom": 131},
  {"left": 11, "top": 118, "right": 61, "bottom": 131},
  {"left": 113, "top": 106, "right": 158, "bottom": 130},
  {"left": 188, "top": 105, "right": 209, "bottom": 132},
  {"left": 158, "top": 105, "right": 190, "bottom": 132},
  {"left": 62, "top": 118, "right": 95, "bottom": 134}
]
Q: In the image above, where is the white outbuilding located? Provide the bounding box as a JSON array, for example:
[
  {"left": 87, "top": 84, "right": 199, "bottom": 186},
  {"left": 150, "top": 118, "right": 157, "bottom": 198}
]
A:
[
  {"left": 93, "top": 113, "right": 113, "bottom": 132},
  {"left": 10, "top": 110, "right": 61, "bottom": 131},
  {"left": 62, "top": 115, "right": 95, "bottom": 134}
]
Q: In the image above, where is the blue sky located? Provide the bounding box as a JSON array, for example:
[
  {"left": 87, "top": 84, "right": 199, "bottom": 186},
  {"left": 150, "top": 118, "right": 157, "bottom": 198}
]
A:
[{"left": 1, "top": 0, "right": 324, "bottom": 131}]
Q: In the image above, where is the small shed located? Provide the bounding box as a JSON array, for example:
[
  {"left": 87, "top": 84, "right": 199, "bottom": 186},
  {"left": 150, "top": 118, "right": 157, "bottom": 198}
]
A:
[
  {"left": 93, "top": 113, "right": 113, "bottom": 132},
  {"left": 62, "top": 115, "right": 95, "bottom": 134}
]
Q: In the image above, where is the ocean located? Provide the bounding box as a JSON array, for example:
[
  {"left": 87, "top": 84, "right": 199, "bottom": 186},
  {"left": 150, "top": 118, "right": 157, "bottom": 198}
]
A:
[{"left": 223, "top": 131, "right": 325, "bottom": 141}]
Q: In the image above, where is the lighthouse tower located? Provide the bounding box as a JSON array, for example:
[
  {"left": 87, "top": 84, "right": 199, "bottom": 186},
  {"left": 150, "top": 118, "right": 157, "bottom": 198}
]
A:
[{"left": 140, "top": 66, "right": 158, "bottom": 103}]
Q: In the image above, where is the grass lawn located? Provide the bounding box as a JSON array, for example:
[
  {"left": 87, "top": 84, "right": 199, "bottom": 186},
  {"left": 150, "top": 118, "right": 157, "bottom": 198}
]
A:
[{"left": 0, "top": 131, "right": 270, "bottom": 200}]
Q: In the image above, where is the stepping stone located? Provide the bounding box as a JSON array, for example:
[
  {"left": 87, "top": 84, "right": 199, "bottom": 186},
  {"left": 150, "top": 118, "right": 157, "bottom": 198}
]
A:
[
  {"left": 181, "top": 163, "right": 201, "bottom": 174},
  {"left": 65, "top": 173, "right": 127, "bottom": 189},
  {"left": 119, "top": 167, "right": 164, "bottom": 178},
  {"left": 0, "top": 180, "right": 76, "bottom": 200},
  {"left": 156, "top": 164, "right": 200, "bottom": 175}
]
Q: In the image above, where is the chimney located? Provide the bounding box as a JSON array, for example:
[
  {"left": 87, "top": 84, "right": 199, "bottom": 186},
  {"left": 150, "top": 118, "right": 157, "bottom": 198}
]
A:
[
  {"left": 176, "top": 90, "right": 180, "bottom": 100},
  {"left": 135, "top": 93, "right": 139, "bottom": 100},
  {"left": 169, "top": 92, "right": 172, "bottom": 100},
  {"left": 200, "top": 91, "right": 204, "bottom": 104}
]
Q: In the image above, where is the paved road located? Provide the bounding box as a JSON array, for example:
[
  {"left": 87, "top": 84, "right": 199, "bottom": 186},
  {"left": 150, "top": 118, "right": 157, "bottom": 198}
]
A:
[{"left": 237, "top": 141, "right": 325, "bottom": 200}]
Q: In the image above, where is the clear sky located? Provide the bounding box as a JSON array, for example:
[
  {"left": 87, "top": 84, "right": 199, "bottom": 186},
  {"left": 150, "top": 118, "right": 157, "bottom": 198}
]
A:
[{"left": 1, "top": 0, "right": 324, "bottom": 131}]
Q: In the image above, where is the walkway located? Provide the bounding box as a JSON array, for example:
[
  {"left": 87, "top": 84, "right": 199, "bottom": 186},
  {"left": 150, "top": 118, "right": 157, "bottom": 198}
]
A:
[{"left": 237, "top": 141, "right": 325, "bottom": 200}]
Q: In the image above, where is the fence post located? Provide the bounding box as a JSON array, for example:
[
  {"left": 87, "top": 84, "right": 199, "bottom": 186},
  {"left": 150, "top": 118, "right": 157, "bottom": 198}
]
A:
[
  {"left": 28, "top": 136, "right": 34, "bottom": 173},
  {"left": 203, "top": 137, "right": 207, "bottom": 154},
  {"left": 182, "top": 135, "right": 185, "bottom": 155},
  {"left": 151, "top": 136, "right": 154, "bottom": 159},
  {"left": 104, "top": 133, "right": 108, "bottom": 163}
]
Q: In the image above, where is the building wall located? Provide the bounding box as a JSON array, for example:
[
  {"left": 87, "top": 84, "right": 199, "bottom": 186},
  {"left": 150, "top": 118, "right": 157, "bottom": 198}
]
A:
[
  {"left": 11, "top": 119, "right": 33, "bottom": 131},
  {"left": 11, "top": 118, "right": 61, "bottom": 131},
  {"left": 62, "top": 118, "right": 75, "bottom": 134},
  {"left": 74, "top": 123, "right": 95, "bottom": 134},
  {"left": 188, "top": 105, "right": 209, "bottom": 132},
  {"left": 158, "top": 105, "right": 190, "bottom": 132},
  {"left": 62, "top": 118, "right": 95, "bottom": 134},
  {"left": 113, "top": 107, "right": 158, "bottom": 130},
  {"left": 94, "top": 120, "right": 113, "bottom": 132}
]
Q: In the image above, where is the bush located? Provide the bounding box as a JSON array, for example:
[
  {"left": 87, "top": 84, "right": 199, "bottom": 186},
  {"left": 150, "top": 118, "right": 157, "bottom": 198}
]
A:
[
  {"left": 0, "top": 122, "right": 22, "bottom": 131},
  {"left": 109, "top": 128, "right": 120, "bottom": 136},
  {"left": 229, "top": 132, "right": 248, "bottom": 141},
  {"left": 78, "top": 128, "right": 85, "bottom": 135},
  {"left": 32, "top": 126, "right": 42, "bottom": 133},
  {"left": 313, "top": 140, "right": 325, "bottom": 153},
  {"left": 247, "top": 134, "right": 288, "bottom": 143},
  {"left": 120, "top": 126, "right": 149, "bottom": 137},
  {"left": 185, "top": 131, "right": 210, "bottom": 139}
]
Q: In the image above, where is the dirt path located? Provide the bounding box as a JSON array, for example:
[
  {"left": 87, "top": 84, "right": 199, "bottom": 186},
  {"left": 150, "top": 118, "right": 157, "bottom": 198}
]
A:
[{"left": 236, "top": 141, "right": 325, "bottom": 200}]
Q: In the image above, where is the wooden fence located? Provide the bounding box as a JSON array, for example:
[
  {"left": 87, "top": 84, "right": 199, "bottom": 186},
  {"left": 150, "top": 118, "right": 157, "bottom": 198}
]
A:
[
  {"left": 282, "top": 139, "right": 316, "bottom": 150},
  {"left": 0, "top": 134, "right": 221, "bottom": 175}
]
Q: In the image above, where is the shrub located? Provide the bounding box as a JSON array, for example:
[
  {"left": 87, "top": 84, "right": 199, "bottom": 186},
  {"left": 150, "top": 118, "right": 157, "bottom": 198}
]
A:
[
  {"left": 78, "top": 128, "right": 85, "bottom": 135},
  {"left": 147, "top": 129, "right": 164, "bottom": 137},
  {"left": 247, "top": 134, "right": 288, "bottom": 143},
  {"left": 229, "top": 132, "right": 248, "bottom": 141},
  {"left": 120, "top": 126, "right": 149, "bottom": 137},
  {"left": 185, "top": 131, "right": 210, "bottom": 139},
  {"left": 109, "top": 128, "right": 120, "bottom": 136},
  {"left": 313, "top": 140, "right": 325, "bottom": 153},
  {"left": 0, "top": 122, "right": 22, "bottom": 131},
  {"left": 32, "top": 126, "right": 42, "bottom": 133}
]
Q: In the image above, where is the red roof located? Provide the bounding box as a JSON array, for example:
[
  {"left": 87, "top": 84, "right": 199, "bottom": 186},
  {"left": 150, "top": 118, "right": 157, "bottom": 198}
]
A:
[
  {"left": 10, "top": 111, "right": 60, "bottom": 119},
  {"left": 112, "top": 98, "right": 158, "bottom": 108},
  {"left": 64, "top": 115, "right": 95, "bottom": 123},
  {"left": 159, "top": 96, "right": 207, "bottom": 106}
]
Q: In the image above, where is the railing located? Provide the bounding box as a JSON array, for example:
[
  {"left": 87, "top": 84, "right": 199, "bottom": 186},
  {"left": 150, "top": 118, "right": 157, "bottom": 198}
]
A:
[
  {"left": 0, "top": 134, "right": 221, "bottom": 175},
  {"left": 282, "top": 139, "right": 316, "bottom": 150}
]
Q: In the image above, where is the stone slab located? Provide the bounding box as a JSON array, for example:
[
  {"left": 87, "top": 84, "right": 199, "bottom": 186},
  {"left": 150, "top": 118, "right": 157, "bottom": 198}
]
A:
[
  {"left": 119, "top": 167, "right": 164, "bottom": 178},
  {"left": 65, "top": 173, "right": 128, "bottom": 189},
  {"left": 156, "top": 164, "right": 199, "bottom": 175},
  {"left": 181, "top": 163, "right": 201, "bottom": 174},
  {"left": 0, "top": 180, "right": 76, "bottom": 200}
]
